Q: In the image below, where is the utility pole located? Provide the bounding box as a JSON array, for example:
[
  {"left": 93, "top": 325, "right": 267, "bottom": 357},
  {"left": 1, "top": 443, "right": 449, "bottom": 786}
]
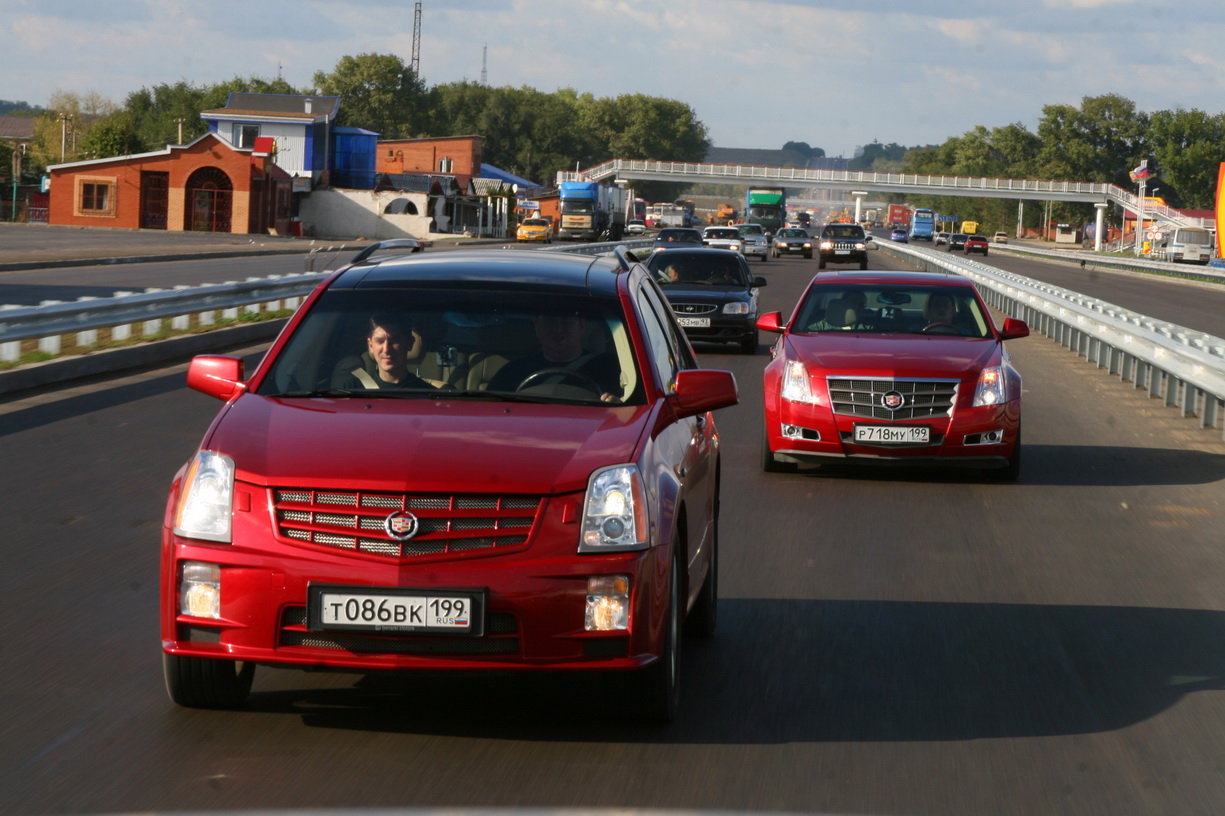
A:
[
  {"left": 481, "top": 43, "right": 488, "bottom": 85},
  {"left": 10, "top": 143, "right": 24, "bottom": 221},
  {"left": 176, "top": 117, "right": 185, "bottom": 144},
  {"left": 59, "top": 113, "right": 73, "bottom": 162}
]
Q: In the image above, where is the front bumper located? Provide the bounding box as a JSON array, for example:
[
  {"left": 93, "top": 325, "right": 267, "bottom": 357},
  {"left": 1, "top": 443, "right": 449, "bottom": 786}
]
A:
[
  {"left": 161, "top": 495, "right": 667, "bottom": 673},
  {"left": 766, "top": 398, "right": 1020, "bottom": 468}
]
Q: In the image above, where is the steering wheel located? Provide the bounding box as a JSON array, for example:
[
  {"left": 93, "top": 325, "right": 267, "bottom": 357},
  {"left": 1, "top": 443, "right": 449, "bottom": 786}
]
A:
[
  {"left": 516, "top": 367, "right": 604, "bottom": 394},
  {"left": 921, "top": 321, "right": 967, "bottom": 335}
]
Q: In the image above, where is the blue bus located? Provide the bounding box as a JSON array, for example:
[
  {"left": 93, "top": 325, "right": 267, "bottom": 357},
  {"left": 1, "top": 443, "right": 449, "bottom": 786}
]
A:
[{"left": 909, "top": 208, "right": 935, "bottom": 241}]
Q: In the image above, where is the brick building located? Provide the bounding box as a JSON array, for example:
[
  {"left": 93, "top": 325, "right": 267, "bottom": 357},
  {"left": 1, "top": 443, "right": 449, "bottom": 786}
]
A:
[{"left": 47, "top": 132, "right": 292, "bottom": 234}]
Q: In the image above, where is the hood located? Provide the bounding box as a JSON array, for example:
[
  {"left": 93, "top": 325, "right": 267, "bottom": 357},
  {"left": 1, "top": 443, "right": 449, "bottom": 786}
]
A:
[
  {"left": 786, "top": 333, "right": 1000, "bottom": 379},
  {"left": 204, "top": 395, "right": 651, "bottom": 495}
]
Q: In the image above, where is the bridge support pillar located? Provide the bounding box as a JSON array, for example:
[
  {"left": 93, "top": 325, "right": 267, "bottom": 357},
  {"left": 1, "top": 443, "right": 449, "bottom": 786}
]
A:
[
  {"left": 851, "top": 191, "right": 867, "bottom": 224},
  {"left": 1094, "top": 202, "right": 1108, "bottom": 252}
]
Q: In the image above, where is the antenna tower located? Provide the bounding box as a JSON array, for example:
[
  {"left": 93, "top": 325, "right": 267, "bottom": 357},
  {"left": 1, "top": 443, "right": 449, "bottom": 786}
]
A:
[
  {"left": 481, "top": 43, "right": 488, "bottom": 85},
  {"left": 411, "top": 2, "right": 422, "bottom": 75}
]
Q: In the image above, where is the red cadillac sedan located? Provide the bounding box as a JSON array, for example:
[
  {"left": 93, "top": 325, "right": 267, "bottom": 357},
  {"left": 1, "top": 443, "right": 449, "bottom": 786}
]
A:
[
  {"left": 757, "top": 271, "right": 1028, "bottom": 480},
  {"left": 161, "top": 245, "right": 738, "bottom": 720}
]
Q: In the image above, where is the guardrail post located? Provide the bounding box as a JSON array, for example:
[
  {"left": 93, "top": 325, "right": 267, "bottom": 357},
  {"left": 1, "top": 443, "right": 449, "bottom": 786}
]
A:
[
  {"left": 0, "top": 305, "right": 18, "bottom": 362},
  {"left": 38, "top": 300, "right": 63, "bottom": 355}
]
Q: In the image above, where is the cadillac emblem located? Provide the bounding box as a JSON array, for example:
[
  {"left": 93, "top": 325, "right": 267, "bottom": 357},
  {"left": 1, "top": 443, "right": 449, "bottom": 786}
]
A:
[
  {"left": 384, "top": 510, "right": 420, "bottom": 540},
  {"left": 881, "top": 391, "right": 905, "bottom": 411}
]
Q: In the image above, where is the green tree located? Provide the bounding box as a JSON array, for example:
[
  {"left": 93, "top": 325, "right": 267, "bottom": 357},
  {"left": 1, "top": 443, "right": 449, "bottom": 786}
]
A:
[
  {"left": 1037, "top": 94, "right": 1149, "bottom": 187},
  {"left": 1145, "top": 108, "right": 1225, "bottom": 209},
  {"left": 79, "top": 111, "right": 147, "bottom": 159},
  {"left": 313, "top": 53, "right": 427, "bottom": 138}
]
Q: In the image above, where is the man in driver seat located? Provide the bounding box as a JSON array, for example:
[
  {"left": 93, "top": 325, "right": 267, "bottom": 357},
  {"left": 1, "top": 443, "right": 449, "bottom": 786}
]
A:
[{"left": 487, "top": 313, "right": 621, "bottom": 401}]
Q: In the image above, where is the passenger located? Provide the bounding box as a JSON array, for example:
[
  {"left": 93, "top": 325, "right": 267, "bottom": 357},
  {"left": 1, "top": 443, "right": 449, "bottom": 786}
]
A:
[
  {"left": 339, "top": 314, "right": 435, "bottom": 390},
  {"left": 487, "top": 313, "right": 621, "bottom": 401}
]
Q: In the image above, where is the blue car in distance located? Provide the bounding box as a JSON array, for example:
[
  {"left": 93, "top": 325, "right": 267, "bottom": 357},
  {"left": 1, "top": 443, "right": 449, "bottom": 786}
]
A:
[{"left": 890, "top": 228, "right": 909, "bottom": 243}]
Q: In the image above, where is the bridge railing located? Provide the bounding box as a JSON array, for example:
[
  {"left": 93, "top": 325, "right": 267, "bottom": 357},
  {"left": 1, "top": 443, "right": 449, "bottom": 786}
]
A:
[
  {"left": 877, "top": 241, "right": 1225, "bottom": 439},
  {"left": 561, "top": 160, "right": 1213, "bottom": 229}
]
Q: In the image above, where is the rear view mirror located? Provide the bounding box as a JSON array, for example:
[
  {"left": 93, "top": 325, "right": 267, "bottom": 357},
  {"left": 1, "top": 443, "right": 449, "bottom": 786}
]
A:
[{"left": 999, "top": 318, "right": 1030, "bottom": 341}]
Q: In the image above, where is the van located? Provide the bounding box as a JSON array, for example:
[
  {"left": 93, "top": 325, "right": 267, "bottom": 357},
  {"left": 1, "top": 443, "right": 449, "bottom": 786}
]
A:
[{"left": 1157, "top": 227, "right": 1214, "bottom": 265}]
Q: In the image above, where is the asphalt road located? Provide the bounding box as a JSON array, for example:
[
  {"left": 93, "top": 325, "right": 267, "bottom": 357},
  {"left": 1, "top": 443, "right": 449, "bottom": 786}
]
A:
[{"left": 2, "top": 247, "right": 1224, "bottom": 815}]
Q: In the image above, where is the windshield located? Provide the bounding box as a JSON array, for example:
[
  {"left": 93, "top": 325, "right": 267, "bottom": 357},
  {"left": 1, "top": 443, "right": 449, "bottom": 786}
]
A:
[
  {"left": 256, "top": 289, "right": 644, "bottom": 405},
  {"left": 705, "top": 229, "right": 739, "bottom": 239},
  {"left": 737, "top": 224, "right": 765, "bottom": 235},
  {"left": 792, "top": 283, "right": 991, "bottom": 337},
  {"left": 647, "top": 254, "right": 750, "bottom": 287},
  {"left": 777, "top": 229, "right": 807, "bottom": 237},
  {"left": 657, "top": 229, "right": 702, "bottom": 242},
  {"left": 823, "top": 225, "right": 864, "bottom": 239}
]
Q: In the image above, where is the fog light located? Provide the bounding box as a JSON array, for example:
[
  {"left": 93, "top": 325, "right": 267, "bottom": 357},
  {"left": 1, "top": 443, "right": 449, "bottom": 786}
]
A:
[
  {"left": 585, "top": 575, "right": 630, "bottom": 631},
  {"left": 180, "top": 561, "right": 220, "bottom": 619}
]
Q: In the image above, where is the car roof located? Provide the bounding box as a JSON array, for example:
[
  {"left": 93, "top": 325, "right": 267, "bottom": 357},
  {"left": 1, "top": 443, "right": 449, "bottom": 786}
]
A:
[
  {"left": 330, "top": 249, "right": 625, "bottom": 297},
  {"left": 806, "top": 270, "right": 974, "bottom": 287},
  {"left": 647, "top": 246, "right": 746, "bottom": 263}
]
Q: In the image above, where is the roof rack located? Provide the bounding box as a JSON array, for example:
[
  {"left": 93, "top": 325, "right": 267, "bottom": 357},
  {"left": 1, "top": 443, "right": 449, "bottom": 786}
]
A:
[
  {"left": 612, "top": 245, "right": 641, "bottom": 271},
  {"left": 348, "top": 238, "right": 425, "bottom": 265}
]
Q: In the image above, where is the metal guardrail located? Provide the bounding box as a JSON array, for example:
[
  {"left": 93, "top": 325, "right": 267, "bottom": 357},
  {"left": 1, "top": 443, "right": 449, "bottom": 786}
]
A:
[
  {"left": 990, "top": 241, "right": 1225, "bottom": 286},
  {"left": 0, "top": 240, "right": 655, "bottom": 364},
  {"left": 877, "top": 241, "right": 1225, "bottom": 439}
]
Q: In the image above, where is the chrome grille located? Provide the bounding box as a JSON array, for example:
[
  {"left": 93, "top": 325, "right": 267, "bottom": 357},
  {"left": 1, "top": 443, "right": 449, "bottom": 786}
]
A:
[
  {"left": 272, "top": 489, "right": 541, "bottom": 560},
  {"left": 827, "top": 377, "right": 958, "bottom": 420},
  {"left": 672, "top": 303, "right": 718, "bottom": 315}
]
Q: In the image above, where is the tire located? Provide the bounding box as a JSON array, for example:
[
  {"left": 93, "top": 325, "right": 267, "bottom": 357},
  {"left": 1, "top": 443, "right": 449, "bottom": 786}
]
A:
[
  {"left": 818, "top": 256, "right": 827, "bottom": 270},
  {"left": 163, "top": 653, "right": 255, "bottom": 709},
  {"left": 859, "top": 257, "right": 868, "bottom": 270},
  {"left": 761, "top": 252, "right": 769, "bottom": 262},
  {"left": 636, "top": 551, "right": 682, "bottom": 722},
  {"left": 740, "top": 331, "right": 757, "bottom": 354},
  {"left": 985, "top": 427, "right": 1021, "bottom": 482}
]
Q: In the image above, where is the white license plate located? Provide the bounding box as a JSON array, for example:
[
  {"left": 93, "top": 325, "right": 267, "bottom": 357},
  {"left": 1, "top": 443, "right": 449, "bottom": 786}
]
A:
[
  {"left": 310, "top": 586, "right": 482, "bottom": 634},
  {"left": 834, "top": 249, "right": 850, "bottom": 255},
  {"left": 854, "top": 425, "right": 930, "bottom": 444},
  {"left": 676, "top": 316, "right": 711, "bottom": 327}
]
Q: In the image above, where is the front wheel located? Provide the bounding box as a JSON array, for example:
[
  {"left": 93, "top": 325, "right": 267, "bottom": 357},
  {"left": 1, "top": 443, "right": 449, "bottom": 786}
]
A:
[
  {"left": 740, "top": 331, "right": 758, "bottom": 354},
  {"left": 635, "top": 552, "right": 682, "bottom": 722},
  {"left": 163, "top": 653, "right": 255, "bottom": 709},
  {"left": 818, "top": 256, "right": 827, "bottom": 269},
  {"left": 859, "top": 257, "right": 868, "bottom": 270}
]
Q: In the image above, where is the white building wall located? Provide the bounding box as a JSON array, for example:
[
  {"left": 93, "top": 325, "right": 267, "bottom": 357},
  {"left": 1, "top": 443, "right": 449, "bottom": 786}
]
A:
[
  {"left": 259, "top": 123, "right": 309, "bottom": 177},
  {"left": 298, "top": 188, "right": 435, "bottom": 240}
]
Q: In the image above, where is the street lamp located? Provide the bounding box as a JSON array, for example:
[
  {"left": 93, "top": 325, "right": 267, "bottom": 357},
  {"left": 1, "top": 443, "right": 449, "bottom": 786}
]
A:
[{"left": 58, "top": 113, "right": 74, "bottom": 162}]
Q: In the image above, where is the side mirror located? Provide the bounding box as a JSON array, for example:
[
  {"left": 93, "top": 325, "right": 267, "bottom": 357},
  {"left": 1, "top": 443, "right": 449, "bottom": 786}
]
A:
[
  {"left": 187, "top": 355, "right": 246, "bottom": 401},
  {"left": 671, "top": 369, "right": 739, "bottom": 418},
  {"left": 999, "top": 318, "right": 1030, "bottom": 341},
  {"left": 752, "top": 276, "right": 768, "bottom": 287},
  {"left": 756, "top": 311, "right": 784, "bottom": 333}
]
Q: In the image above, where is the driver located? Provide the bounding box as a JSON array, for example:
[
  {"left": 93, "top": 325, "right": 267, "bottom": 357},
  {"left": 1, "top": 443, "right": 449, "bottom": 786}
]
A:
[
  {"left": 923, "top": 292, "right": 958, "bottom": 327},
  {"left": 487, "top": 313, "right": 621, "bottom": 401}
]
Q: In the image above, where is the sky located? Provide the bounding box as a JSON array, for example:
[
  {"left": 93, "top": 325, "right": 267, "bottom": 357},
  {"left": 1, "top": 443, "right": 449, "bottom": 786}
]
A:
[{"left": 6, "top": 0, "right": 1225, "bottom": 158}]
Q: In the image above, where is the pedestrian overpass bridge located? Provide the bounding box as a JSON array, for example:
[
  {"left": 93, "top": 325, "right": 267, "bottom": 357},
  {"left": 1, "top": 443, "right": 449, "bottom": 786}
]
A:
[{"left": 559, "top": 159, "right": 1211, "bottom": 232}]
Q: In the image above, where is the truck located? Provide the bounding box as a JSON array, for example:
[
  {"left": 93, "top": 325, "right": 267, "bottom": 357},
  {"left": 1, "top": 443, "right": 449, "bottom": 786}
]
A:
[
  {"left": 960, "top": 220, "right": 980, "bottom": 235},
  {"left": 713, "top": 203, "right": 737, "bottom": 225},
  {"left": 887, "top": 204, "right": 911, "bottom": 229},
  {"left": 909, "top": 208, "right": 935, "bottom": 241},
  {"left": 556, "top": 180, "right": 626, "bottom": 241},
  {"left": 1154, "top": 226, "right": 1215, "bottom": 264},
  {"left": 745, "top": 188, "right": 786, "bottom": 234}
]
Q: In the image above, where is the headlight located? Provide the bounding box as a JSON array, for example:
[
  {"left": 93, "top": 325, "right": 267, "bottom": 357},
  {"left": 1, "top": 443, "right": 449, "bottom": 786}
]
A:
[
  {"left": 781, "top": 360, "right": 819, "bottom": 404},
  {"left": 819, "top": 240, "right": 834, "bottom": 250},
  {"left": 723, "top": 302, "right": 751, "bottom": 315},
  {"left": 579, "top": 465, "right": 649, "bottom": 552},
  {"left": 973, "top": 366, "right": 1006, "bottom": 407},
  {"left": 174, "top": 451, "right": 235, "bottom": 542},
  {"left": 803, "top": 242, "right": 812, "bottom": 248},
  {"left": 854, "top": 242, "right": 866, "bottom": 250}
]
